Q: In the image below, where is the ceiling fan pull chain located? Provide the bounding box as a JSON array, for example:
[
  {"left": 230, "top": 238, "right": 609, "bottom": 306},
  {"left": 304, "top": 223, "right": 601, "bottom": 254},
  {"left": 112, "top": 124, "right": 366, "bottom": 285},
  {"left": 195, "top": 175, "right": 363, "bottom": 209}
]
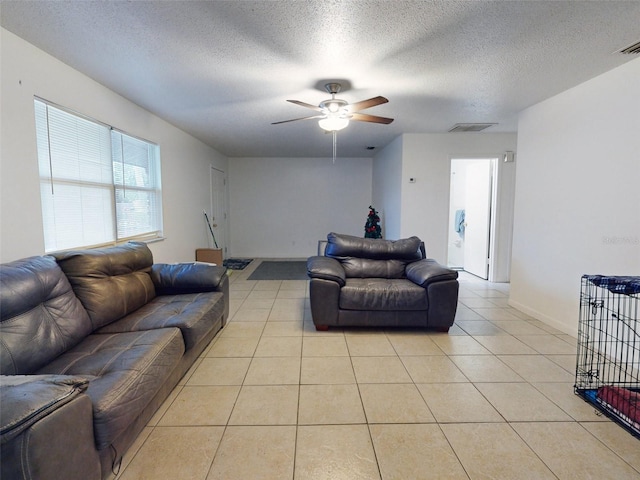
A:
[{"left": 333, "top": 131, "right": 337, "bottom": 164}]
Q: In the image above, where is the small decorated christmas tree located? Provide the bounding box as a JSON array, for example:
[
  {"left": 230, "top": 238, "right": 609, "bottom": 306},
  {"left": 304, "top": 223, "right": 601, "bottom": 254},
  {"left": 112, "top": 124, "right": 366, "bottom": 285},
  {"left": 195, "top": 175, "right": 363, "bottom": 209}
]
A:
[{"left": 364, "top": 205, "right": 382, "bottom": 238}]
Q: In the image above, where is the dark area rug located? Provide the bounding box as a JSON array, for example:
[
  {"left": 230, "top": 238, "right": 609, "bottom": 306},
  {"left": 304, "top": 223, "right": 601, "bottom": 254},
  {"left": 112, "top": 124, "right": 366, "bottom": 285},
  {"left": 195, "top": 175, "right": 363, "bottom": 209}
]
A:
[
  {"left": 247, "top": 261, "right": 308, "bottom": 281},
  {"left": 223, "top": 258, "right": 253, "bottom": 270}
]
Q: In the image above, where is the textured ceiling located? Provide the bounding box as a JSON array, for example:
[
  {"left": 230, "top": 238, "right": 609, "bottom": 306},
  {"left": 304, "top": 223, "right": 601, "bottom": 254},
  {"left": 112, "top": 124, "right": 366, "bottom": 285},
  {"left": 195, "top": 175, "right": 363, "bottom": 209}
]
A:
[{"left": 2, "top": 1, "right": 639, "bottom": 158}]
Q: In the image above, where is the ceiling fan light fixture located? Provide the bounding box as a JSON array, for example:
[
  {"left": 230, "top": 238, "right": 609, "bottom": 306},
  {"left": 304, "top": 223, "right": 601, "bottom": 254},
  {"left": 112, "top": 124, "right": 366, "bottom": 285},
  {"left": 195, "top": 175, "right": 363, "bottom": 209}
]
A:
[
  {"left": 320, "top": 98, "right": 348, "bottom": 113},
  {"left": 318, "top": 116, "right": 349, "bottom": 131}
]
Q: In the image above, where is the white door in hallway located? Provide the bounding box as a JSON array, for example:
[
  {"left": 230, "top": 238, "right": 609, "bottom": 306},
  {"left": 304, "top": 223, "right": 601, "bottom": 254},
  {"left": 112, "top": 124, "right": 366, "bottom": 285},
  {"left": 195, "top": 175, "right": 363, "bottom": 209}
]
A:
[
  {"left": 463, "top": 160, "right": 492, "bottom": 279},
  {"left": 209, "top": 167, "right": 228, "bottom": 256}
]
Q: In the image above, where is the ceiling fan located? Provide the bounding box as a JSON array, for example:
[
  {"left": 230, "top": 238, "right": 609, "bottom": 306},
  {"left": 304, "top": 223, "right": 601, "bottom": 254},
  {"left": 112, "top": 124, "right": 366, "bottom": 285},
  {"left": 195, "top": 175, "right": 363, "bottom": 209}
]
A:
[{"left": 272, "top": 83, "right": 394, "bottom": 132}]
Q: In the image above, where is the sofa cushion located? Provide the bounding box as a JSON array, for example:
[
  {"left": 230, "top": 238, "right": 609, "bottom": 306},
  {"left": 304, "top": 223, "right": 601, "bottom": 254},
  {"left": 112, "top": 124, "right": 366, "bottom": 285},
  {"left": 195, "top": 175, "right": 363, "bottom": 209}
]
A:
[
  {"left": 97, "top": 292, "right": 224, "bottom": 351},
  {"left": 38, "top": 329, "right": 184, "bottom": 450},
  {"left": 55, "top": 242, "right": 156, "bottom": 330},
  {"left": 340, "top": 278, "right": 428, "bottom": 311},
  {"left": 0, "top": 256, "right": 93, "bottom": 375}
]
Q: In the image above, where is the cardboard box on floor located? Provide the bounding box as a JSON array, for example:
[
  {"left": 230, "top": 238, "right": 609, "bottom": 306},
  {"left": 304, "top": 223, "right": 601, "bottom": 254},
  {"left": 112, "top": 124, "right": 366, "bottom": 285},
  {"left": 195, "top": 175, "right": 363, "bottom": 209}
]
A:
[{"left": 195, "top": 248, "right": 223, "bottom": 266}]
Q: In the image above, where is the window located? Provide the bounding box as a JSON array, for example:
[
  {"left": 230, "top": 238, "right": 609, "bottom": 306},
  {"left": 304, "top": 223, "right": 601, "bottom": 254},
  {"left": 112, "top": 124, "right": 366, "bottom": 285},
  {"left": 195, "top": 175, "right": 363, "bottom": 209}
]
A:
[{"left": 34, "top": 99, "right": 162, "bottom": 252}]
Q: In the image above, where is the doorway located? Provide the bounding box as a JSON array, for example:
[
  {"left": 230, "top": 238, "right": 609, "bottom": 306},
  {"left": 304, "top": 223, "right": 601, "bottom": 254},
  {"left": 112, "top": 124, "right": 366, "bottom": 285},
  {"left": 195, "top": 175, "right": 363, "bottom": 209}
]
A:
[
  {"left": 447, "top": 158, "right": 498, "bottom": 280},
  {"left": 209, "top": 167, "right": 228, "bottom": 257}
]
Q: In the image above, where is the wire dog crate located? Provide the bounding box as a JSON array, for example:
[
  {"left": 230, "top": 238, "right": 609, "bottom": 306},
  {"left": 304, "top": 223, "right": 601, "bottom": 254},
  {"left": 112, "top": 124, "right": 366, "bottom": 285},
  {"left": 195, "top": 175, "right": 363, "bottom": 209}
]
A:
[{"left": 575, "top": 275, "right": 640, "bottom": 437}]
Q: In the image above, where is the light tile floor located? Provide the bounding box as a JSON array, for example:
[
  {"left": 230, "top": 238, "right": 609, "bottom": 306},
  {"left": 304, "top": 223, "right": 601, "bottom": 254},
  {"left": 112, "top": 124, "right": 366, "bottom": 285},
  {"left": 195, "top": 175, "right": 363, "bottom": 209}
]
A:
[{"left": 114, "top": 262, "right": 640, "bottom": 480}]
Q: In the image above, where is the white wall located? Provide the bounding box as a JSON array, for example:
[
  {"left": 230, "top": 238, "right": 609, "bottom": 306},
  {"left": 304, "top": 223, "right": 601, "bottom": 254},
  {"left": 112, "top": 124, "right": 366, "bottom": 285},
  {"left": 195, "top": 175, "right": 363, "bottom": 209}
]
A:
[
  {"left": 0, "top": 28, "right": 228, "bottom": 264},
  {"left": 383, "top": 133, "right": 517, "bottom": 270},
  {"left": 510, "top": 57, "right": 640, "bottom": 337},
  {"left": 228, "top": 156, "right": 373, "bottom": 258},
  {"left": 372, "top": 135, "right": 403, "bottom": 239}
]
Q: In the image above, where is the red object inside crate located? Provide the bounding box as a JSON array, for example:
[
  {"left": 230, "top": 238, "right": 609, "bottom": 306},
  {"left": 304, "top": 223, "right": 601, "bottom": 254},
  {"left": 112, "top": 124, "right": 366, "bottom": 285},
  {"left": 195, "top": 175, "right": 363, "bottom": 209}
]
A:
[{"left": 597, "top": 386, "right": 640, "bottom": 426}]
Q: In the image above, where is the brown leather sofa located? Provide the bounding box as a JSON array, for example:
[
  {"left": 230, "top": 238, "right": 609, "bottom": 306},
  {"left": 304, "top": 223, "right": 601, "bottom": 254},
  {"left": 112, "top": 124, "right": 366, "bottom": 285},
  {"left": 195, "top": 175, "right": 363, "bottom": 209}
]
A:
[
  {"left": 0, "top": 242, "right": 228, "bottom": 480},
  {"left": 307, "top": 233, "right": 459, "bottom": 331}
]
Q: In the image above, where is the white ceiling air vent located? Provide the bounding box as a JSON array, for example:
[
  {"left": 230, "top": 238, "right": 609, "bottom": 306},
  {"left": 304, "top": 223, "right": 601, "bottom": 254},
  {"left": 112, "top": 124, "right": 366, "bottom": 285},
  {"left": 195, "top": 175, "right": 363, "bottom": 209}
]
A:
[
  {"left": 618, "top": 40, "right": 640, "bottom": 54},
  {"left": 448, "top": 123, "right": 497, "bottom": 133}
]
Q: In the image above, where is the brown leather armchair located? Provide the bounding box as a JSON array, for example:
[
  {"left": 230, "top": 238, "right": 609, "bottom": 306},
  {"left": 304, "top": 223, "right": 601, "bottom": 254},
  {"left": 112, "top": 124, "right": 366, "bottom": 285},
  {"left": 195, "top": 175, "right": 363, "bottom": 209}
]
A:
[{"left": 307, "top": 233, "right": 459, "bottom": 331}]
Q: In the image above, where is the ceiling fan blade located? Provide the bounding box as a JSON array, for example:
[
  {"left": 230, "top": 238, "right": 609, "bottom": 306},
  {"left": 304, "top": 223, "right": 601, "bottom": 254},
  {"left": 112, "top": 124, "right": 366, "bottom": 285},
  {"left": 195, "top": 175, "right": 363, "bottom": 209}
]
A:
[
  {"left": 351, "top": 113, "right": 394, "bottom": 124},
  {"left": 349, "top": 96, "right": 389, "bottom": 112},
  {"left": 271, "top": 114, "right": 324, "bottom": 125},
  {"left": 287, "top": 99, "right": 323, "bottom": 111}
]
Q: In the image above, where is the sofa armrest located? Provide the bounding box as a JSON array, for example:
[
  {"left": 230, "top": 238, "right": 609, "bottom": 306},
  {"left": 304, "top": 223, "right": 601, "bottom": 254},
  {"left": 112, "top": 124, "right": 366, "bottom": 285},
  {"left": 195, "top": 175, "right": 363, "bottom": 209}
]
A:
[
  {"left": 405, "top": 259, "right": 458, "bottom": 288},
  {"left": 151, "top": 263, "right": 227, "bottom": 295},
  {"left": 307, "top": 256, "right": 346, "bottom": 287},
  {"left": 1, "top": 375, "right": 100, "bottom": 480}
]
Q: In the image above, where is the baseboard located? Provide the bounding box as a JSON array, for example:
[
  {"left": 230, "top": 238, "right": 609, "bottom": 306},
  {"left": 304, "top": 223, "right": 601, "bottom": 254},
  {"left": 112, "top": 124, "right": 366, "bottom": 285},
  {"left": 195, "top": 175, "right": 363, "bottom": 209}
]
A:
[{"left": 508, "top": 298, "right": 578, "bottom": 338}]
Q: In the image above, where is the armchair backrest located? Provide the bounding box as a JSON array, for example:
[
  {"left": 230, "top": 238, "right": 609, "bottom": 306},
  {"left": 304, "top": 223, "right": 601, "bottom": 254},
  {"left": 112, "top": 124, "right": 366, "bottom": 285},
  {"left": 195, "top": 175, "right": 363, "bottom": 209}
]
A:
[{"left": 324, "top": 232, "right": 423, "bottom": 279}]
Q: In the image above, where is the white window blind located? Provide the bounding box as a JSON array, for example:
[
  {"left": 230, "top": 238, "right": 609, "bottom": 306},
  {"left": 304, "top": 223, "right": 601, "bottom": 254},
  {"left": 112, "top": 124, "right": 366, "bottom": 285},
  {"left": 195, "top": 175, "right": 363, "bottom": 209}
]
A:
[
  {"left": 111, "top": 131, "right": 162, "bottom": 241},
  {"left": 34, "top": 99, "right": 163, "bottom": 252}
]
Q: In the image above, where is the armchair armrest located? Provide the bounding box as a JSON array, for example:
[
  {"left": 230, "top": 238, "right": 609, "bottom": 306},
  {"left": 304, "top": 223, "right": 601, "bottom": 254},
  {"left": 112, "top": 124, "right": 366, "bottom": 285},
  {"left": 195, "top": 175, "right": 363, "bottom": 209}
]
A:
[
  {"left": 151, "top": 263, "right": 227, "bottom": 295},
  {"left": 307, "top": 256, "right": 346, "bottom": 287},
  {"left": 405, "top": 259, "right": 458, "bottom": 288}
]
